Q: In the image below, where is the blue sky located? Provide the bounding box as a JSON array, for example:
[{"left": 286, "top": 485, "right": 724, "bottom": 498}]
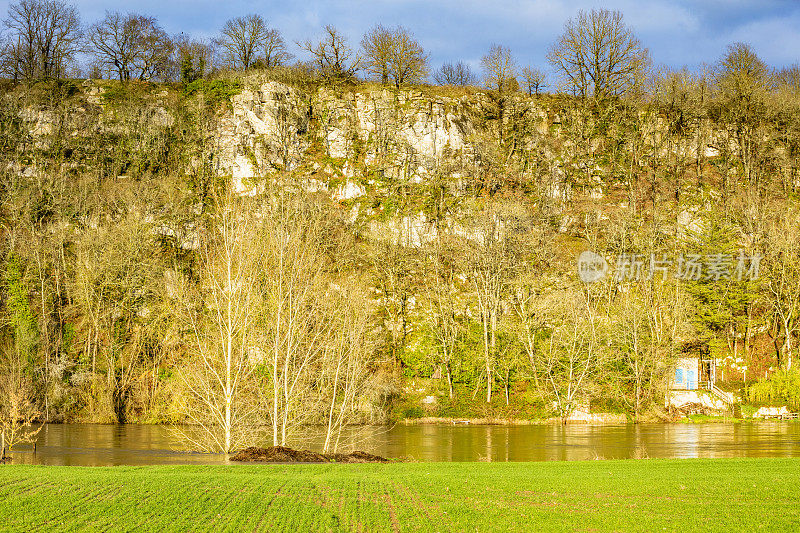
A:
[{"left": 3, "top": 0, "right": 799, "bottom": 76}]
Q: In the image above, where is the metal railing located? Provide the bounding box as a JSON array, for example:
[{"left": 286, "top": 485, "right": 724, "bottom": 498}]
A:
[{"left": 700, "top": 381, "right": 736, "bottom": 407}]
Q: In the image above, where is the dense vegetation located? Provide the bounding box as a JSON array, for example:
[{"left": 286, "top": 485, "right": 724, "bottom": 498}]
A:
[
  {"left": 1, "top": 459, "right": 799, "bottom": 531},
  {"left": 1, "top": 1, "right": 800, "bottom": 454}
]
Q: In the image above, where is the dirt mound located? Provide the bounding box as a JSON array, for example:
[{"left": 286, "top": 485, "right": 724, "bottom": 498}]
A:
[
  {"left": 231, "top": 446, "right": 328, "bottom": 463},
  {"left": 329, "top": 450, "right": 390, "bottom": 463},
  {"left": 230, "top": 446, "right": 389, "bottom": 463}
]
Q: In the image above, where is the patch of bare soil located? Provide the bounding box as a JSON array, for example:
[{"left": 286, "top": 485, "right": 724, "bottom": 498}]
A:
[{"left": 230, "top": 446, "right": 390, "bottom": 463}]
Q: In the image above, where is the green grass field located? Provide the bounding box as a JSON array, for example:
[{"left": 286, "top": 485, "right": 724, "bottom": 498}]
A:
[{"left": 1, "top": 458, "right": 799, "bottom": 532}]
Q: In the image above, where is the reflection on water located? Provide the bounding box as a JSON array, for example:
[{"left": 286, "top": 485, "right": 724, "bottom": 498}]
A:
[
  {"left": 7, "top": 422, "right": 800, "bottom": 466},
  {"left": 378, "top": 423, "right": 800, "bottom": 462},
  {"left": 8, "top": 424, "right": 228, "bottom": 466}
]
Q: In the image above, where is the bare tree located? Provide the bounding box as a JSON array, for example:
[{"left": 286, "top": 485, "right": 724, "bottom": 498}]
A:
[
  {"left": 215, "top": 14, "right": 268, "bottom": 71},
  {"left": 480, "top": 45, "right": 519, "bottom": 146},
  {"left": 609, "top": 283, "right": 673, "bottom": 421},
  {"left": 72, "top": 216, "right": 162, "bottom": 423},
  {"left": 321, "top": 282, "right": 373, "bottom": 454},
  {"left": 714, "top": 42, "right": 773, "bottom": 189},
  {"left": 176, "top": 184, "right": 344, "bottom": 453},
  {"left": 4, "top": 0, "right": 81, "bottom": 80},
  {"left": 469, "top": 207, "right": 520, "bottom": 403},
  {"left": 132, "top": 18, "right": 173, "bottom": 81},
  {"left": 87, "top": 12, "right": 134, "bottom": 81},
  {"left": 511, "top": 284, "right": 550, "bottom": 393},
  {"left": 424, "top": 236, "right": 464, "bottom": 399},
  {"left": 539, "top": 290, "right": 604, "bottom": 424},
  {"left": 547, "top": 8, "right": 648, "bottom": 98},
  {"left": 88, "top": 12, "right": 173, "bottom": 81},
  {"left": 521, "top": 66, "right": 547, "bottom": 95},
  {"left": 0, "top": 378, "right": 42, "bottom": 461},
  {"left": 764, "top": 209, "right": 800, "bottom": 370},
  {"left": 177, "top": 191, "right": 265, "bottom": 454},
  {"left": 373, "top": 242, "right": 415, "bottom": 365},
  {"left": 717, "top": 42, "right": 771, "bottom": 95},
  {"left": 362, "top": 25, "right": 427, "bottom": 87},
  {"left": 433, "top": 61, "right": 476, "bottom": 86},
  {"left": 0, "top": 342, "right": 43, "bottom": 461},
  {"left": 776, "top": 64, "right": 800, "bottom": 93},
  {"left": 387, "top": 26, "right": 427, "bottom": 87},
  {"left": 481, "top": 44, "right": 517, "bottom": 93},
  {"left": 0, "top": 33, "right": 11, "bottom": 78},
  {"left": 652, "top": 67, "right": 709, "bottom": 192},
  {"left": 261, "top": 28, "right": 292, "bottom": 68},
  {"left": 260, "top": 190, "right": 331, "bottom": 447},
  {"left": 300, "top": 25, "right": 360, "bottom": 81},
  {"left": 361, "top": 24, "right": 393, "bottom": 84}
]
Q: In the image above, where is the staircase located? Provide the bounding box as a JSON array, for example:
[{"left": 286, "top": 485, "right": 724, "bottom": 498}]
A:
[{"left": 705, "top": 382, "right": 737, "bottom": 414}]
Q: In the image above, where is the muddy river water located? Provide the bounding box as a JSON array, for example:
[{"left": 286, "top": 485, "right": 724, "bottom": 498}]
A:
[{"left": 7, "top": 422, "right": 800, "bottom": 465}]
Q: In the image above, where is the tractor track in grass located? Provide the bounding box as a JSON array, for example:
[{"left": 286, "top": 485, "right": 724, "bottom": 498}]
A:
[
  {"left": 37, "top": 483, "right": 113, "bottom": 531},
  {"left": 309, "top": 477, "right": 350, "bottom": 531},
  {"left": 393, "top": 480, "right": 440, "bottom": 528},
  {"left": 221, "top": 477, "right": 274, "bottom": 532},
  {"left": 202, "top": 479, "right": 248, "bottom": 529},
  {"left": 3, "top": 460, "right": 800, "bottom": 532},
  {"left": 2, "top": 479, "right": 58, "bottom": 499},
  {"left": 248, "top": 480, "right": 288, "bottom": 532},
  {"left": 0, "top": 475, "right": 32, "bottom": 494},
  {"left": 351, "top": 479, "right": 377, "bottom": 532},
  {"left": 382, "top": 490, "right": 401, "bottom": 533}
]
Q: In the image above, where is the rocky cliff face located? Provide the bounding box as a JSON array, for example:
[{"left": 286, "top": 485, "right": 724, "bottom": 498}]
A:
[
  {"left": 207, "top": 81, "right": 514, "bottom": 245},
  {"left": 216, "top": 82, "right": 484, "bottom": 197},
  {"left": 9, "top": 79, "right": 737, "bottom": 246}
]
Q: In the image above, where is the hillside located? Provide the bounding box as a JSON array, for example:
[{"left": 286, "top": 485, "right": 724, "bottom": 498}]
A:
[{"left": 0, "top": 72, "right": 798, "bottom": 448}]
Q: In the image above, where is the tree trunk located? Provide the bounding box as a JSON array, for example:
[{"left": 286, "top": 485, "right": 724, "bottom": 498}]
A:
[
  {"left": 323, "top": 355, "right": 343, "bottom": 454},
  {"left": 484, "top": 314, "right": 492, "bottom": 403},
  {"left": 785, "top": 317, "right": 793, "bottom": 371},
  {"left": 446, "top": 361, "right": 453, "bottom": 399},
  {"left": 505, "top": 368, "right": 510, "bottom": 406},
  {"left": 224, "top": 392, "right": 231, "bottom": 454}
]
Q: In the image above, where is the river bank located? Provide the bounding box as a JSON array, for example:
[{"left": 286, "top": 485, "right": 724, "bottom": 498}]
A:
[
  {"left": 399, "top": 413, "right": 629, "bottom": 425},
  {"left": 2, "top": 458, "right": 798, "bottom": 531},
  {"left": 401, "top": 413, "right": 774, "bottom": 425}
]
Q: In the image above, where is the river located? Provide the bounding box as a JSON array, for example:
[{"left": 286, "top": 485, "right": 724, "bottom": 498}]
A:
[{"left": 6, "top": 422, "right": 800, "bottom": 465}]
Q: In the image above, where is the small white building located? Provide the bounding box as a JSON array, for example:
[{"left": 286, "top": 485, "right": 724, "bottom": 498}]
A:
[
  {"left": 671, "top": 356, "right": 717, "bottom": 390},
  {"left": 669, "top": 352, "right": 735, "bottom": 412}
]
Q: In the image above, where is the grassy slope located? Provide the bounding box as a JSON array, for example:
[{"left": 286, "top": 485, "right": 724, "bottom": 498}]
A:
[{"left": 1, "top": 459, "right": 799, "bottom": 532}]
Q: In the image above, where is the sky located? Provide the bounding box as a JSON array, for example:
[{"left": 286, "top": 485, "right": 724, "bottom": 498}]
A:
[{"left": 2, "top": 0, "right": 799, "bottom": 77}]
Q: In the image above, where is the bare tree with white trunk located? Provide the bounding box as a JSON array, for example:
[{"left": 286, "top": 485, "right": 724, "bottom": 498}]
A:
[
  {"left": 320, "top": 281, "right": 374, "bottom": 454},
  {"left": 539, "top": 290, "right": 605, "bottom": 424},
  {"left": 177, "top": 191, "right": 265, "bottom": 454},
  {"left": 424, "top": 236, "right": 464, "bottom": 399},
  {"left": 259, "top": 190, "right": 331, "bottom": 446},
  {"left": 468, "top": 206, "right": 522, "bottom": 403}
]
